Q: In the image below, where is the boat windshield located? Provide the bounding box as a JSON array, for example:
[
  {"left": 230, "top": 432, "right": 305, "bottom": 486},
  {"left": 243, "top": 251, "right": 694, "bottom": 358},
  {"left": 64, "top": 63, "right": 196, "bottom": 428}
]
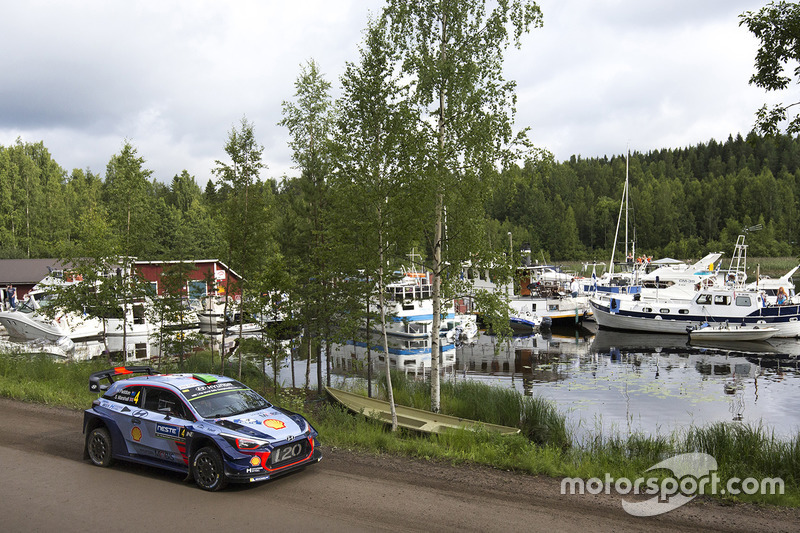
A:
[{"left": 15, "top": 300, "right": 37, "bottom": 314}]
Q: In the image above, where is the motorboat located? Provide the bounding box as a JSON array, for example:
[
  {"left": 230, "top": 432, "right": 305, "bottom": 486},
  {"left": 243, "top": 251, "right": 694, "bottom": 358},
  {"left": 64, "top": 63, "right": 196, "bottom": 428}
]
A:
[
  {"left": 374, "top": 264, "right": 455, "bottom": 339},
  {"left": 440, "top": 314, "right": 479, "bottom": 342},
  {"left": 687, "top": 322, "right": 779, "bottom": 342},
  {"left": 746, "top": 264, "right": 799, "bottom": 303},
  {"left": 509, "top": 272, "right": 591, "bottom": 327},
  {"left": 0, "top": 291, "right": 104, "bottom": 344},
  {"left": 590, "top": 234, "right": 800, "bottom": 338}
]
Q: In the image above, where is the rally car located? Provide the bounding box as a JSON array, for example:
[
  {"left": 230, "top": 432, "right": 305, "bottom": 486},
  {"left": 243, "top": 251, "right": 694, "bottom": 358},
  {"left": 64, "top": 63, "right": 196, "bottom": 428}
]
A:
[{"left": 83, "top": 366, "right": 321, "bottom": 491}]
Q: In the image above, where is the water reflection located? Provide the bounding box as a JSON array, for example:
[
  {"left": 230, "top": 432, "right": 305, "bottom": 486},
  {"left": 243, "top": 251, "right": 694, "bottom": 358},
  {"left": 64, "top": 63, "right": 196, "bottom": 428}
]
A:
[
  {"left": 328, "top": 331, "right": 456, "bottom": 379},
  {"left": 453, "top": 324, "right": 800, "bottom": 441}
]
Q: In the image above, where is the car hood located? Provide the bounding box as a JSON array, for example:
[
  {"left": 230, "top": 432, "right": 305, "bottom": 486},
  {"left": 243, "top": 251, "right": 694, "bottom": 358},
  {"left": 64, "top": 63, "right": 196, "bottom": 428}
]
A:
[{"left": 212, "top": 408, "right": 307, "bottom": 440}]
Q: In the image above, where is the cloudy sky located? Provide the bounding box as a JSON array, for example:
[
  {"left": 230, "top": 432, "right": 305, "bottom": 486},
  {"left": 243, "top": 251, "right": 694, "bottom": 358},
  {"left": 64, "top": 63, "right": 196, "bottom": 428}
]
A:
[{"left": 0, "top": 0, "right": 781, "bottom": 184}]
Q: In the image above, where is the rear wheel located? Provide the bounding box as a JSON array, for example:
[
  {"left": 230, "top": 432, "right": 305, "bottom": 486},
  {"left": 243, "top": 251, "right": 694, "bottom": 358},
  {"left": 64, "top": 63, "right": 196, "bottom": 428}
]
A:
[
  {"left": 86, "top": 427, "right": 114, "bottom": 467},
  {"left": 193, "top": 446, "right": 227, "bottom": 491}
]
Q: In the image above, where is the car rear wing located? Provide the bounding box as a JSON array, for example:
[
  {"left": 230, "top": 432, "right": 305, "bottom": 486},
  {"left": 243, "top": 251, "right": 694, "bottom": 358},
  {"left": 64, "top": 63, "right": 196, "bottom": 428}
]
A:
[{"left": 89, "top": 366, "right": 159, "bottom": 393}]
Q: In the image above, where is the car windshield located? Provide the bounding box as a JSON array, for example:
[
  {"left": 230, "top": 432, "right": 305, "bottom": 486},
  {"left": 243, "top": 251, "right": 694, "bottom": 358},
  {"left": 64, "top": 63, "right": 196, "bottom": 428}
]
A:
[{"left": 189, "top": 388, "right": 271, "bottom": 419}]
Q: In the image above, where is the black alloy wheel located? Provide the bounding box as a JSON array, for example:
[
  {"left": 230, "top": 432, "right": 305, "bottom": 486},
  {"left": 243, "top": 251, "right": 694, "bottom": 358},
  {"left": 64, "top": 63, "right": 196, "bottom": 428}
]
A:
[
  {"left": 192, "top": 446, "right": 228, "bottom": 491},
  {"left": 86, "top": 427, "right": 114, "bottom": 467}
]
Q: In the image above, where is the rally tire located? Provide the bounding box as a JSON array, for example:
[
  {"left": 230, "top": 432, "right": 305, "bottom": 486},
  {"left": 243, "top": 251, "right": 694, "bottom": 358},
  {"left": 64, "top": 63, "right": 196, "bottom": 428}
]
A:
[
  {"left": 86, "top": 427, "right": 114, "bottom": 467},
  {"left": 193, "top": 446, "right": 228, "bottom": 491}
]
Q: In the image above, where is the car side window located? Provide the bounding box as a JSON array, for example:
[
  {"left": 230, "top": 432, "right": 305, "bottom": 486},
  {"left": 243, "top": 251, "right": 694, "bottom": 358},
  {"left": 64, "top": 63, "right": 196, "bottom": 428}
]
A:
[
  {"left": 143, "top": 387, "right": 193, "bottom": 421},
  {"left": 104, "top": 385, "right": 143, "bottom": 407}
]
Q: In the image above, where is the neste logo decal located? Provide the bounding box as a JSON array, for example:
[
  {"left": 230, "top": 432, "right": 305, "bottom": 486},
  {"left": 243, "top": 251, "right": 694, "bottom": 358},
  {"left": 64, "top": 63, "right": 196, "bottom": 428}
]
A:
[{"left": 155, "top": 423, "right": 184, "bottom": 441}]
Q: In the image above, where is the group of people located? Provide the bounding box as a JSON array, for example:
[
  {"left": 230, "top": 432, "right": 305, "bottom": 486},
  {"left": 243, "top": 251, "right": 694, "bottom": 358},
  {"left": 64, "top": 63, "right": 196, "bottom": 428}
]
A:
[{"left": 625, "top": 254, "right": 653, "bottom": 265}]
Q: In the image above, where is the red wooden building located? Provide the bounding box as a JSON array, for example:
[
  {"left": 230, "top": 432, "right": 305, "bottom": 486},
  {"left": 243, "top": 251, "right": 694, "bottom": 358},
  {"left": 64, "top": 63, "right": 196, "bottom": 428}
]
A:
[{"left": 134, "top": 259, "right": 242, "bottom": 300}]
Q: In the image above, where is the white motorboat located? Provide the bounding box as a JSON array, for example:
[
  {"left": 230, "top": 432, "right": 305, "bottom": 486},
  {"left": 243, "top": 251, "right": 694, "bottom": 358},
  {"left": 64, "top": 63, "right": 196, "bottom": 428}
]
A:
[
  {"left": 687, "top": 322, "right": 779, "bottom": 342},
  {"left": 0, "top": 292, "right": 104, "bottom": 343},
  {"left": 374, "top": 263, "right": 455, "bottom": 339},
  {"left": 509, "top": 272, "right": 591, "bottom": 327},
  {"left": 590, "top": 234, "right": 800, "bottom": 338}
]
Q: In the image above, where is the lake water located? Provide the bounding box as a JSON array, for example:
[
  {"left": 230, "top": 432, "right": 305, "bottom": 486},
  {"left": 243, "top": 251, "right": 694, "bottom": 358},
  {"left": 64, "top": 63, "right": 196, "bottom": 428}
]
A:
[
  {"left": 318, "top": 323, "right": 800, "bottom": 443},
  {"left": 449, "top": 324, "right": 800, "bottom": 443}
]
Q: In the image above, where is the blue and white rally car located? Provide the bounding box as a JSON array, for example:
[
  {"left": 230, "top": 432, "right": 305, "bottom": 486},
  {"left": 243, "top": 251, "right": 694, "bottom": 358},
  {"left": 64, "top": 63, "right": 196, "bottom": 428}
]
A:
[{"left": 83, "top": 366, "right": 321, "bottom": 491}]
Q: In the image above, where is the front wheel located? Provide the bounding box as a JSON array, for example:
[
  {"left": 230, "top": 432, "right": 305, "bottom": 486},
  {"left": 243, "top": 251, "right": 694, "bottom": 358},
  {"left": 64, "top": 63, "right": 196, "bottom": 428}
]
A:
[
  {"left": 86, "top": 427, "right": 114, "bottom": 467},
  {"left": 192, "top": 446, "right": 227, "bottom": 491}
]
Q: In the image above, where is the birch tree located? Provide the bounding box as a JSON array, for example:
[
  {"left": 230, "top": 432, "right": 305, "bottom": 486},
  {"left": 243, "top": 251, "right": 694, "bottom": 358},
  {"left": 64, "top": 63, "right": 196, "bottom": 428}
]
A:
[
  {"left": 332, "top": 19, "right": 424, "bottom": 428},
  {"left": 212, "top": 117, "right": 269, "bottom": 379},
  {"left": 381, "top": 0, "right": 543, "bottom": 411},
  {"left": 279, "top": 59, "right": 335, "bottom": 393}
]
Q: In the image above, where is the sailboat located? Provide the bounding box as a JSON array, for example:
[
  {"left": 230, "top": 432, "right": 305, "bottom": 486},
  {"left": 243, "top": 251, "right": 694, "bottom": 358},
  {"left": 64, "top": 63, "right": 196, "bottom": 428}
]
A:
[{"left": 583, "top": 149, "right": 645, "bottom": 295}]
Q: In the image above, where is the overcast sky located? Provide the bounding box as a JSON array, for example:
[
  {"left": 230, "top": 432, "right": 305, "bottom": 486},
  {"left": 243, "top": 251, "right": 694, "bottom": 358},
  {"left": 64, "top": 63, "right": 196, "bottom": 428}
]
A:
[{"left": 0, "top": 0, "right": 781, "bottom": 185}]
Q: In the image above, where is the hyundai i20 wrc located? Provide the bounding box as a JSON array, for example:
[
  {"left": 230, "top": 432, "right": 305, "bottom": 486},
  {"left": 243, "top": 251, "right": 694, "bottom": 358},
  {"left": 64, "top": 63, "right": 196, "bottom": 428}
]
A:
[{"left": 83, "top": 366, "right": 321, "bottom": 491}]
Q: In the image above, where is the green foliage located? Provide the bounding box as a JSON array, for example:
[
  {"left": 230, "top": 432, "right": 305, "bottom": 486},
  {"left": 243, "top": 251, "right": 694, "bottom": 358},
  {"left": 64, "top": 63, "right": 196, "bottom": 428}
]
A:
[{"left": 740, "top": 1, "right": 800, "bottom": 135}]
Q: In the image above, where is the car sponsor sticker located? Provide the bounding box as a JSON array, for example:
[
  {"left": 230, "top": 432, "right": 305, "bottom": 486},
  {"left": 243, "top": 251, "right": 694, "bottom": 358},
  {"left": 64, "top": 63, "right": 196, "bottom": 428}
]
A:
[
  {"left": 263, "top": 419, "right": 286, "bottom": 430},
  {"left": 131, "top": 427, "right": 142, "bottom": 442},
  {"left": 155, "top": 423, "right": 186, "bottom": 441},
  {"left": 232, "top": 418, "right": 259, "bottom": 425},
  {"left": 113, "top": 387, "right": 141, "bottom": 405},
  {"left": 181, "top": 381, "right": 247, "bottom": 401}
]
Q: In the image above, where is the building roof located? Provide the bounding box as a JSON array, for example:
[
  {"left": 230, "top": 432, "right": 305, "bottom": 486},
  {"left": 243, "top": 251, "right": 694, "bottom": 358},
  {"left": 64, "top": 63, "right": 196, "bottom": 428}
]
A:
[{"left": 0, "top": 259, "right": 69, "bottom": 285}]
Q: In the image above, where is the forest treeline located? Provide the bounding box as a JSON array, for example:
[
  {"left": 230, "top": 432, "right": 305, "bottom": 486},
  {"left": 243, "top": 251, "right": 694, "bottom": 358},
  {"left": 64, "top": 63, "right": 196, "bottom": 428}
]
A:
[{"left": 2, "top": 131, "right": 798, "bottom": 266}]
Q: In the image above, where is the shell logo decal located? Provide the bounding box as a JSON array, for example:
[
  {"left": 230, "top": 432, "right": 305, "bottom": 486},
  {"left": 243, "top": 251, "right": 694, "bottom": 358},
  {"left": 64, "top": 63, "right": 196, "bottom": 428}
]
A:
[
  {"left": 131, "top": 426, "right": 142, "bottom": 442},
  {"left": 262, "top": 419, "right": 286, "bottom": 430}
]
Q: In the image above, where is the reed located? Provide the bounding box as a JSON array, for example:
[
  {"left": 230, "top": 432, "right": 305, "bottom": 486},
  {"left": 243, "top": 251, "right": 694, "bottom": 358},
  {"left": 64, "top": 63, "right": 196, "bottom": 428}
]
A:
[
  {"left": 377, "top": 372, "right": 571, "bottom": 448},
  {"left": 683, "top": 422, "right": 800, "bottom": 488}
]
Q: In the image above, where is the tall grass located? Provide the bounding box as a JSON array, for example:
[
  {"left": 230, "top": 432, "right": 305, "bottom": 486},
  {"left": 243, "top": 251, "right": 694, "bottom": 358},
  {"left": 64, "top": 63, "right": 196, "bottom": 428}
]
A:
[
  {"left": 379, "top": 371, "right": 571, "bottom": 448},
  {"left": 683, "top": 422, "right": 800, "bottom": 489},
  {"left": 0, "top": 349, "right": 275, "bottom": 409},
  {"left": 0, "top": 352, "right": 108, "bottom": 409}
]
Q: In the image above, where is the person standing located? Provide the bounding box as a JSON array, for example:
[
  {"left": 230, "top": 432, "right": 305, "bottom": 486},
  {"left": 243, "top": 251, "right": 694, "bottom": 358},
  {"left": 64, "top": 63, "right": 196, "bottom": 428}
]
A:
[
  {"left": 777, "top": 286, "right": 788, "bottom": 305},
  {"left": 7, "top": 285, "right": 16, "bottom": 310}
]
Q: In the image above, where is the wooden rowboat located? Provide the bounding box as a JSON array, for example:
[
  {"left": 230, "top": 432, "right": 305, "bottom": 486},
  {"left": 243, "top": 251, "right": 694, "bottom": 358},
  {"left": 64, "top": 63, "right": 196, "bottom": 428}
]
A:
[{"left": 325, "top": 386, "right": 521, "bottom": 436}]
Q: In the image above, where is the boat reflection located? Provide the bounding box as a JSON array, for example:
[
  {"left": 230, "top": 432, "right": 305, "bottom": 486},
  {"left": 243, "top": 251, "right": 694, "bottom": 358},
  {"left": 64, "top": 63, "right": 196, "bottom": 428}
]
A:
[
  {"left": 454, "top": 327, "right": 594, "bottom": 395},
  {"left": 329, "top": 331, "right": 456, "bottom": 378},
  {"left": 590, "top": 328, "right": 782, "bottom": 357}
]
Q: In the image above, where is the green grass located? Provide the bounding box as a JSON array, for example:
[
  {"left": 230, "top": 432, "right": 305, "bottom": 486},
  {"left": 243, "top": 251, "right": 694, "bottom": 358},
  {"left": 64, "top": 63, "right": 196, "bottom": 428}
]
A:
[{"left": 2, "top": 351, "right": 798, "bottom": 507}]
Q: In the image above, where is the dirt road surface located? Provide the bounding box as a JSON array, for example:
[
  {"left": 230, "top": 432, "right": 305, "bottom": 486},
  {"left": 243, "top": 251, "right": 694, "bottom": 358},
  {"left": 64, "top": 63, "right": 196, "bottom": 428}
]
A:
[{"left": 0, "top": 397, "right": 797, "bottom": 532}]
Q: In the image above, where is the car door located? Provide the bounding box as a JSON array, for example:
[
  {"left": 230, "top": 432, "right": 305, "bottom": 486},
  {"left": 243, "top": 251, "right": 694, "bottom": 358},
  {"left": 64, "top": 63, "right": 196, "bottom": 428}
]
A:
[
  {"left": 139, "top": 386, "right": 194, "bottom": 466},
  {"left": 103, "top": 384, "right": 149, "bottom": 456}
]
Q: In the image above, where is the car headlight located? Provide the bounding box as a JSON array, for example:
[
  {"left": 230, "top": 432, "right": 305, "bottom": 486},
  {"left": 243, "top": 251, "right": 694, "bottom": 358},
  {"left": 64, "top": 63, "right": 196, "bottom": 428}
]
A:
[{"left": 220, "top": 433, "right": 270, "bottom": 451}]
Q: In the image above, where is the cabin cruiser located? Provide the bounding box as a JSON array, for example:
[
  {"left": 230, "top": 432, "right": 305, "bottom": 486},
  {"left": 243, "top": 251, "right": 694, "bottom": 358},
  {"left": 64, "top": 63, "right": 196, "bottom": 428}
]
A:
[
  {"left": 373, "top": 266, "right": 456, "bottom": 339},
  {"left": 0, "top": 289, "right": 104, "bottom": 345},
  {"left": 589, "top": 235, "right": 800, "bottom": 338}
]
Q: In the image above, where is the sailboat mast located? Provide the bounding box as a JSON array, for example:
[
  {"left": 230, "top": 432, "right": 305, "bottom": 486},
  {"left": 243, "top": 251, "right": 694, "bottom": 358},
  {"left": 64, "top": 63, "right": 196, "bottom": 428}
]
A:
[{"left": 624, "top": 149, "right": 629, "bottom": 260}]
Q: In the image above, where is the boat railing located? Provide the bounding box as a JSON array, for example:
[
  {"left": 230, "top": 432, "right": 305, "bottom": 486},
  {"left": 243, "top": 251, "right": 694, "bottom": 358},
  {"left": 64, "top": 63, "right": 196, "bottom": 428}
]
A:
[{"left": 387, "top": 283, "right": 432, "bottom": 302}]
